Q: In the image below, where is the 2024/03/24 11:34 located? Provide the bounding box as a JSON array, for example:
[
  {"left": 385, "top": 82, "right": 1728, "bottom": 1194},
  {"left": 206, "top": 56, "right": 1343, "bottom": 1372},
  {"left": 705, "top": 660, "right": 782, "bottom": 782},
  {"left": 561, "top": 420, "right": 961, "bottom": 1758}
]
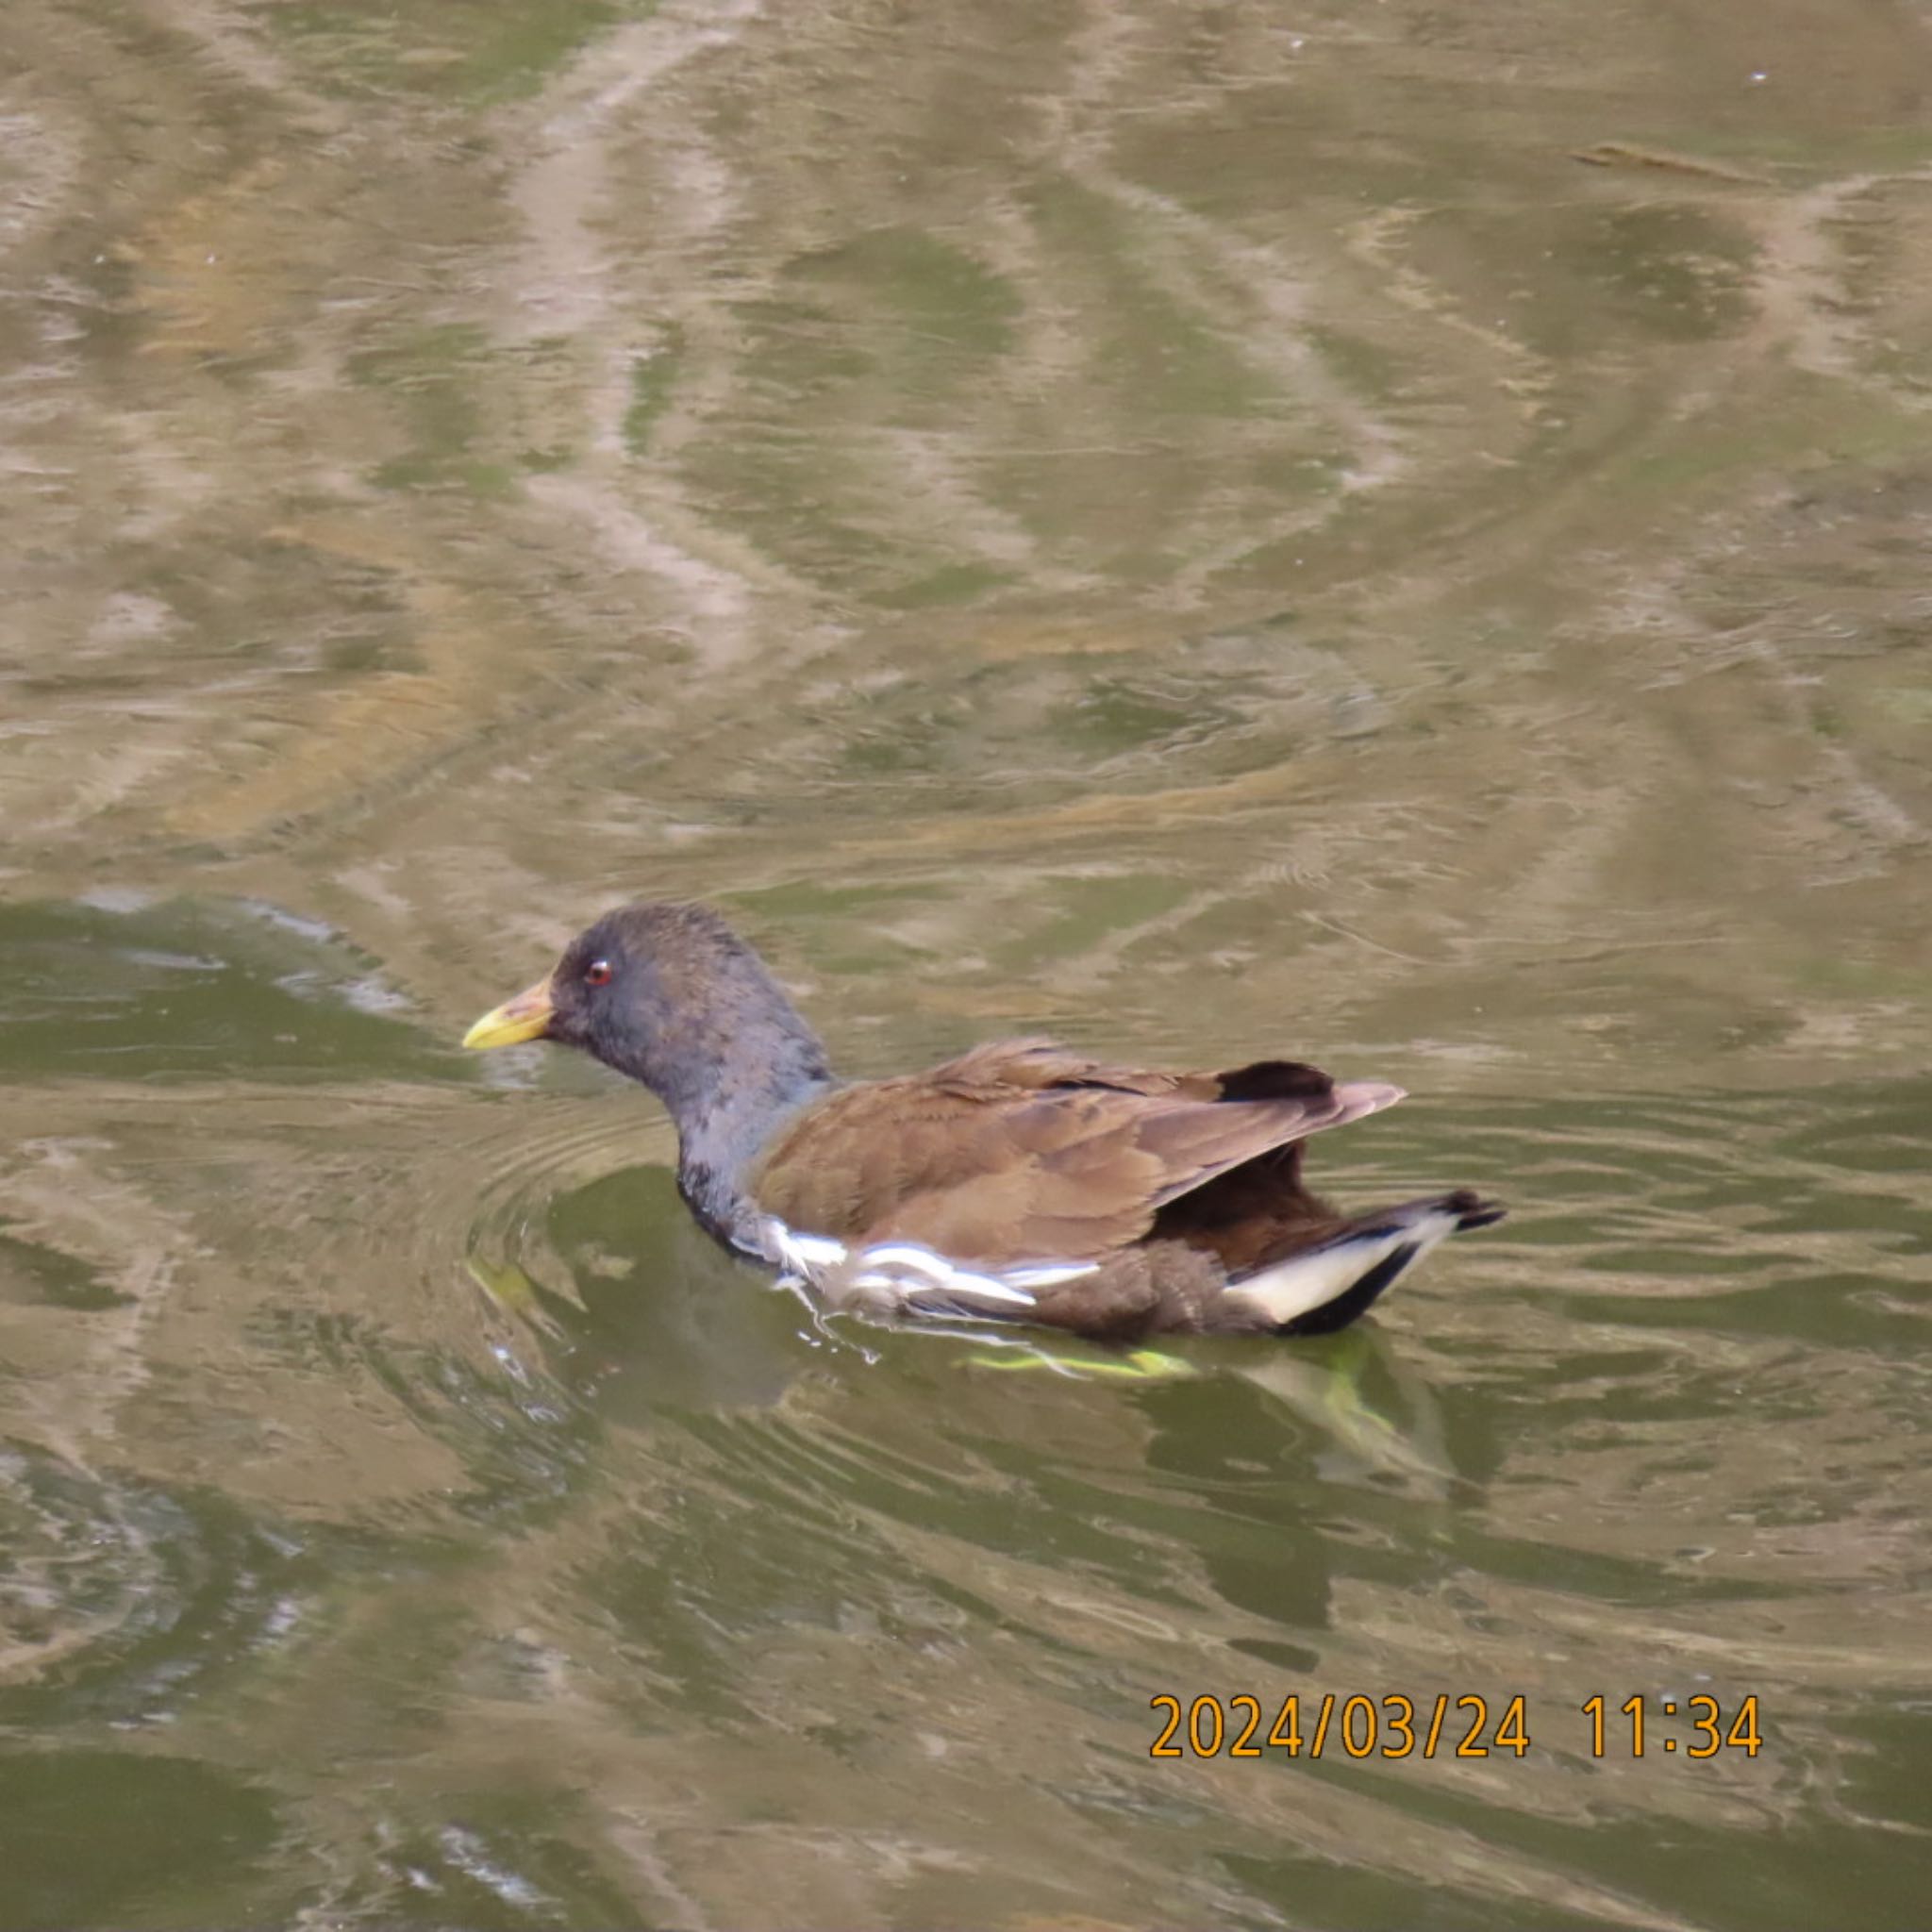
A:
[{"left": 1149, "top": 1691, "right": 1764, "bottom": 1760}]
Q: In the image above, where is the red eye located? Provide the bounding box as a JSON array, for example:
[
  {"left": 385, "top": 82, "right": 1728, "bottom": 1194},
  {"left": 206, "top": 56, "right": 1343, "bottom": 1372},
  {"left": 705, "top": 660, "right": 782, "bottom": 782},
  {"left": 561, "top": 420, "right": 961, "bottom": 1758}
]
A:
[{"left": 584, "top": 959, "right": 613, "bottom": 988}]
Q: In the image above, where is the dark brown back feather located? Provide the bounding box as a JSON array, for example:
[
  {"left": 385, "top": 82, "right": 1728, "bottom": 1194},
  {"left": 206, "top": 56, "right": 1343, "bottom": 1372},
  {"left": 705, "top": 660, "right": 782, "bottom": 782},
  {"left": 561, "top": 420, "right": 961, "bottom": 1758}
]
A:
[{"left": 751, "top": 1040, "right": 1403, "bottom": 1266}]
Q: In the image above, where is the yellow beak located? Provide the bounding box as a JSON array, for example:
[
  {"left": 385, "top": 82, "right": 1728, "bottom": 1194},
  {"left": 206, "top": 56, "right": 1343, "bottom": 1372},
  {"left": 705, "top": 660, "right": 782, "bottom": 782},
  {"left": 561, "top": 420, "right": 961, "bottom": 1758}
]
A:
[{"left": 462, "top": 977, "right": 557, "bottom": 1050}]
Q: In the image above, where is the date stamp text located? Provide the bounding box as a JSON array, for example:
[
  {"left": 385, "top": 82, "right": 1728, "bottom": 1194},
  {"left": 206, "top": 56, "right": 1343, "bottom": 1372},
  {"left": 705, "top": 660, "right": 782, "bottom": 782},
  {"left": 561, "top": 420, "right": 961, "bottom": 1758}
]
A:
[{"left": 1149, "top": 1692, "right": 1763, "bottom": 1760}]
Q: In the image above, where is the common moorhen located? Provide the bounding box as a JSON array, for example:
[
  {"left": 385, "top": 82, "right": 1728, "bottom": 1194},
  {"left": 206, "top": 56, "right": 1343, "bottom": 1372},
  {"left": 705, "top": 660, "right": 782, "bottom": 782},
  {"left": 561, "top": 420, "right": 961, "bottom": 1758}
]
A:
[{"left": 464, "top": 901, "right": 1504, "bottom": 1339}]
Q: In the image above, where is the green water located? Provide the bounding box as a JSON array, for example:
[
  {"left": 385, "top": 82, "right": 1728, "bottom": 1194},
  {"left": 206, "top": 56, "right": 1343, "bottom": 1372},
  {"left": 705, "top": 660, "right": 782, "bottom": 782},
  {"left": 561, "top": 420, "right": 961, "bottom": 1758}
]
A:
[{"left": 1, "top": 1, "right": 1928, "bottom": 1926}]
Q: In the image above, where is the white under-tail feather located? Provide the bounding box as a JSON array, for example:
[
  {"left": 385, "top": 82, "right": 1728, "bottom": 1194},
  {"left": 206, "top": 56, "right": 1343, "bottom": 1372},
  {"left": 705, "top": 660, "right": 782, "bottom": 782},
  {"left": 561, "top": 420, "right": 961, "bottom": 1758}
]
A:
[{"left": 1218, "top": 1201, "right": 1468, "bottom": 1328}]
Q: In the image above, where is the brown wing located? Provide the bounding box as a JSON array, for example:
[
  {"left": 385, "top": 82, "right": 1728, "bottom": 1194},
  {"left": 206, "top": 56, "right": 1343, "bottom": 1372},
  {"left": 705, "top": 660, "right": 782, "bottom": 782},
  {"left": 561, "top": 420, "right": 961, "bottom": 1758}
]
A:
[{"left": 751, "top": 1038, "right": 1403, "bottom": 1265}]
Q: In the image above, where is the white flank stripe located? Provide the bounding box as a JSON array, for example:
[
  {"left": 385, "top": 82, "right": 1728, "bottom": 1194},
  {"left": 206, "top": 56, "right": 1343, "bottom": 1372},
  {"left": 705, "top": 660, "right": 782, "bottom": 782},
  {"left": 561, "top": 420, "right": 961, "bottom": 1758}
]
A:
[
  {"left": 765, "top": 1220, "right": 848, "bottom": 1275},
  {"left": 935, "top": 1268, "right": 1037, "bottom": 1307},
  {"left": 762, "top": 1218, "right": 1047, "bottom": 1313},
  {"left": 1003, "top": 1260, "right": 1101, "bottom": 1290},
  {"left": 858, "top": 1242, "right": 959, "bottom": 1278}
]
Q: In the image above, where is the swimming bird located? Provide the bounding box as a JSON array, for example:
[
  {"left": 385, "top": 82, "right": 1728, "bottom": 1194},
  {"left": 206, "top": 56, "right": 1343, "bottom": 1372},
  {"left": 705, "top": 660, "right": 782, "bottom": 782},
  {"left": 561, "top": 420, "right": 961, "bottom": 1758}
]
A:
[{"left": 462, "top": 901, "right": 1503, "bottom": 1340}]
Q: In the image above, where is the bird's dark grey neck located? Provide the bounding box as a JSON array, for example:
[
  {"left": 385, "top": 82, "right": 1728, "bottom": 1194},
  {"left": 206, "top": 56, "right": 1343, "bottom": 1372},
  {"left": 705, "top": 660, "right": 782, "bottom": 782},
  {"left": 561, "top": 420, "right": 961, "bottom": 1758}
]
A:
[
  {"left": 569, "top": 911, "right": 839, "bottom": 1256},
  {"left": 658, "top": 1024, "right": 837, "bottom": 1257}
]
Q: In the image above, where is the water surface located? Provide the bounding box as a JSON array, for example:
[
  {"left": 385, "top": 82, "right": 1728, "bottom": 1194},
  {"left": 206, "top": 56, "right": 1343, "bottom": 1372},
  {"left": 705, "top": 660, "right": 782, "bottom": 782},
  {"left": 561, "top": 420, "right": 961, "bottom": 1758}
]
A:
[{"left": 2, "top": 2, "right": 1929, "bottom": 1926}]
